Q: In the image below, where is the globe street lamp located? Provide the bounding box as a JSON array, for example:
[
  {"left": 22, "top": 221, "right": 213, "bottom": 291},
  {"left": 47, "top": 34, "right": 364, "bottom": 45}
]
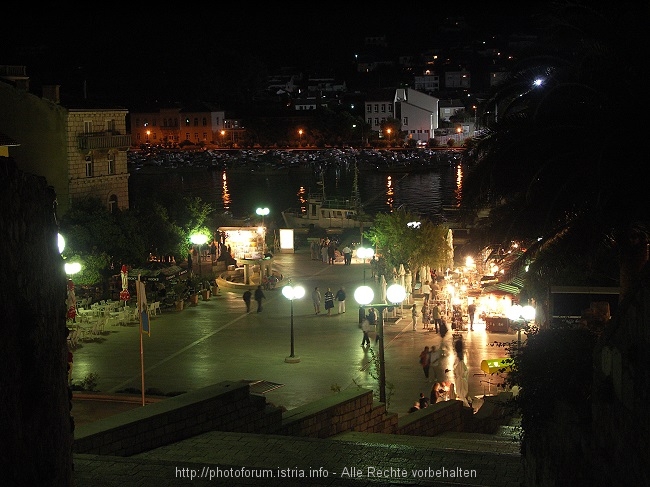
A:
[
  {"left": 282, "top": 282, "right": 305, "bottom": 363},
  {"left": 256, "top": 207, "right": 269, "bottom": 226},
  {"left": 354, "top": 283, "right": 406, "bottom": 404},
  {"left": 507, "top": 304, "right": 536, "bottom": 349},
  {"left": 356, "top": 247, "right": 374, "bottom": 284},
  {"left": 190, "top": 233, "right": 209, "bottom": 278}
]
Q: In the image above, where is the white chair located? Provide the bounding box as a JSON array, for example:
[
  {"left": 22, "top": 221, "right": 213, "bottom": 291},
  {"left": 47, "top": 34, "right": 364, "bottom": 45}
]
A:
[
  {"left": 153, "top": 301, "right": 161, "bottom": 316},
  {"left": 67, "top": 326, "right": 79, "bottom": 349}
]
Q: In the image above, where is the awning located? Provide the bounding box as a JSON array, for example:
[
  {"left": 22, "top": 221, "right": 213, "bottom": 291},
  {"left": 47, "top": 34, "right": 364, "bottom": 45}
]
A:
[
  {"left": 127, "top": 264, "right": 187, "bottom": 282},
  {"left": 480, "top": 358, "right": 513, "bottom": 374}
]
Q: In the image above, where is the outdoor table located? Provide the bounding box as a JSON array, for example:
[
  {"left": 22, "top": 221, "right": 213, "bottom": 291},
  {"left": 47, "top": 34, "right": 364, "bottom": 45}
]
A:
[{"left": 485, "top": 316, "right": 511, "bottom": 333}]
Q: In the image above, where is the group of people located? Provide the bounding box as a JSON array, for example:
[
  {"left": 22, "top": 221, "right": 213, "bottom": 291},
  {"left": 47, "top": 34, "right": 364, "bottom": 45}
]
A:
[
  {"left": 419, "top": 301, "right": 447, "bottom": 335},
  {"left": 311, "top": 286, "right": 346, "bottom": 316},
  {"left": 242, "top": 285, "right": 266, "bottom": 313},
  {"left": 412, "top": 336, "right": 471, "bottom": 412},
  {"left": 310, "top": 238, "right": 353, "bottom": 266}
]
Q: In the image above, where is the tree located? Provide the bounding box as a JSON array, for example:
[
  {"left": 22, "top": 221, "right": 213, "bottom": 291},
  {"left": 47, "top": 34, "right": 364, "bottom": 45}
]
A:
[{"left": 364, "top": 209, "right": 453, "bottom": 282}]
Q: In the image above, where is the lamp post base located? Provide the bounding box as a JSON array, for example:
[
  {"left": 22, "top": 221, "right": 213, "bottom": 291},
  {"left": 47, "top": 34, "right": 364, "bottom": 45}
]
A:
[{"left": 285, "top": 356, "right": 301, "bottom": 363}]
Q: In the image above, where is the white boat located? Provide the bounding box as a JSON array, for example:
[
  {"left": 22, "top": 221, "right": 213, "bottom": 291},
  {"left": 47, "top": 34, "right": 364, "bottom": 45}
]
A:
[{"left": 281, "top": 165, "right": 374, "bottom": 230}]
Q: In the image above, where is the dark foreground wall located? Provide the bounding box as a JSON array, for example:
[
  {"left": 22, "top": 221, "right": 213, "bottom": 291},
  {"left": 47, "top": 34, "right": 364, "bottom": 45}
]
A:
[{"left": 0, "top": 159, "right": 72, "bottom": 485}]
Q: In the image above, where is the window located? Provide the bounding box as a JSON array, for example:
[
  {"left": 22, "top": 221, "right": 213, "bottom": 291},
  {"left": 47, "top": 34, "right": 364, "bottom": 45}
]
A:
[
  {"left": 135, "top": 118, "right": 140, "bottom": 127},
  {"left": 403, "top": 117, "right": 409, "bottom": 125},
  {"left": 163, "top": 119, "right": 167, "bottom": 127},
  {"left": 374, "top": 104, "right": 379, "bottom": 113},
  {"left": 374, "top": 117, "right": 379, "bottom": 126},
  {"left": 366, "top": 105, "right": 372, "bottom": 113},
  {"left": 194, "top": 118, "right": 199, "bottom": 127},
  {"left": 185, "top": 118, "right": 190, "bottom": 126},
  {"left": 84, "top": 121, "right": 93, "bottom": 134},
  {"left": 108, "top": 195, "right": 118, "bottom": 214},
  {"left": 185, "top": 133, "right": 190, "bottom": 140},
  {"left": 388, "top": 105, "right": 393, "bottom": 113},
  {"left": 194, "top": 133, "right": 199, "bottom": 141},
  {"left": 106, "top": 120, "right": 115, "bottom": 132},
  {"left": 202, "top": 117, "right": 207, "bottom": 126},
  {"left": 107, "top": 153, "right": 115, "bottom": 175},
  {"left": 203, "top": 132, "right": 207, "bottom": 140},
  {"left": 152, "top": 120, "right": 157, "bottom": 127},
  {"left": 85, "top": 155, "right": 93, "bottom": 177},
  {"left": 367, "top": 118, "right": 372, "bottom": 126},
  {"left": 381, "top": 104, "right": 386, "bottom": 113}
]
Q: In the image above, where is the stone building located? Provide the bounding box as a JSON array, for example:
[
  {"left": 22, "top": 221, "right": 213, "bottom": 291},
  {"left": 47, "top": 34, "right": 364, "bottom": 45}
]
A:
[{"left": 0, "top": 65, "right": 131, "bottom": 215}]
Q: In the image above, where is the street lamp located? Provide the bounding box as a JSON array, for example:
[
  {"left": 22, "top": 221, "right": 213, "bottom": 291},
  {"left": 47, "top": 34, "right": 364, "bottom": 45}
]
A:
[
  {"left": 356, "top": 247, "right": 374, "bottom": 284},
  {"left": 386, "top": 128, "right": 392, "bottom": 144},
  {"left": 507, "top": 304, "right": 536, "bottom": 349},
  {"left": 354, "top": 283, "right": 407, "bottom": 404},
  {"left": 298, "top": 129, "right": 303, "bottom": 145},
  {"left": 256, "top": 207, "right": 269, "bottom": 226},
  {"left": 190, "top": 233, "right": 209, "bottom": 277},
  {"left": 220, "top": 129, "right": 226, "bottom": 147},
  {"left": 282, "top": 282, "right": 305, "bottom": 363}
]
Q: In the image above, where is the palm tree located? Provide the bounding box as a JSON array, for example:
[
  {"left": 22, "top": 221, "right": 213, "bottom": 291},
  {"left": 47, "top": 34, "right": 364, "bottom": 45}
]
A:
[{"left": 460, "top": 1, "right": 650, "bottom": 303}]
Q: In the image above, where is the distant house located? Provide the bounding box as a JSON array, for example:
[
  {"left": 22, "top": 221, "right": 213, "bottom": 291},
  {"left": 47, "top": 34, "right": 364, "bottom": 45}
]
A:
[
  {"left": 394, "top": 88, "right": 439, "bottom": 146},
  {"left": 438, "top": 99, "right": 466, "bottom": 122},
  {"left": 0, "top": 66, "right": 130, "bottom": 215},
  {"left": 130, "top": 103, "right": 226, "bottom": 147}
]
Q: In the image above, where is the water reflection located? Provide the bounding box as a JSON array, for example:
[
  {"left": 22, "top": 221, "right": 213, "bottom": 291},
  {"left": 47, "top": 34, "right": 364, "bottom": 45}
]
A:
[
  {"left": 130, "top": 159, "right": 462, "bottom": 225},
  {"left": 221, "top": 171, "right": 231, "bottom": 211}
]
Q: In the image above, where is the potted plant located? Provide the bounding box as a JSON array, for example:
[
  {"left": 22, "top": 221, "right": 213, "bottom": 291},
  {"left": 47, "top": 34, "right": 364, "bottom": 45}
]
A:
[{"left": 173, "top": 281, "right": 186, "bottom": 311}]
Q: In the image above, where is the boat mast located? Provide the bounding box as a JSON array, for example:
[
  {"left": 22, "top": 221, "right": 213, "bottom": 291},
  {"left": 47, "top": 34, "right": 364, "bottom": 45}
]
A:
[{"left": 352, "top": 162, "right": 361, "bottom": 211}]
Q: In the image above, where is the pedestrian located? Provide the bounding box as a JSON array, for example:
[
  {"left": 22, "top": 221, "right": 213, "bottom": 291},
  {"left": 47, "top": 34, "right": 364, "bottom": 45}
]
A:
[
  {"left": 327, "top": 241, "right": 336, "bottom": 265},
  {"left": 242, "top": 288, "right": 252, "bottom": 313},
  {"left": 429, "top": 345, "right": 443, "bottom": 383},
  {"left": 324, "top": 288, "right": 335, "bottom": 316},
  {"left": 411, "top": 303, "right": 418, "bottom": 330},
  {"left": 312, "top": 287, "right": 321, "bottom": 315},
  {"left": 408, "top": 401, "right": 420, "bottom": 413},
  {"left": 361, "top": 318, "right": 372, "bottom": 347},
  {"left": 336, "top": 286, "right": 346, "bottom": 313},
  {"left": 419, "top": 392, "right": 429, "bottom": 409},
  {"left": 254, "top": 285, "right": 265, "bottom": 313},
  {"left": 453, "top": 337, "right": 471, "bottom": 407},
  {"left": 431, "top": 302, "right": 441, "bottom": 333},
  {"left": 367, "top": 307, "right": 378, "bottom": 343},
  {"left": 439, "top": 316, "right": 449, "bottom": 338},
  {"left": 421, "top": 281, "right": 431, "bottom": 304},
  {"left": 467, "top": 302, "right": 476, "bottom": 331},
  {"left": 422, "top": 302, "right": 430, "bottom": 330},
  {"left": 419, "top": 346, "right": 431, "bottom": 380},
  {"left": 342, "top": 245, "right": 352, "bottom": 265}
]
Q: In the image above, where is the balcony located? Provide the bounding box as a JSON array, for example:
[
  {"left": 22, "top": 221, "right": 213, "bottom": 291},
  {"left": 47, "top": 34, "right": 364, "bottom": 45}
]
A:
[{"left": 78, "top": 132, "right": 131, "bottom": 150}]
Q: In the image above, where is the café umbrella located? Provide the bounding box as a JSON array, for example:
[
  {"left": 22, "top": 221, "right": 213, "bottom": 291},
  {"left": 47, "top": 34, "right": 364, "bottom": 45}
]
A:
[{"left": 119, "top": 265, "right": 130, "bottom": 306}]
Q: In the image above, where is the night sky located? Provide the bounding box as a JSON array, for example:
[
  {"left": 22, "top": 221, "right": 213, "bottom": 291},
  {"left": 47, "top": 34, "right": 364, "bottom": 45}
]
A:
[{"left": 0, "top": 4, "right": 549, "bottom": 106}]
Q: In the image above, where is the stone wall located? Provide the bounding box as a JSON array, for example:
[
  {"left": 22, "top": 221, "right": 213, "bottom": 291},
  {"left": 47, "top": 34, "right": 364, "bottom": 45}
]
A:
[{"left": 74, "top": 380, "right": 513, "bottom": 458}]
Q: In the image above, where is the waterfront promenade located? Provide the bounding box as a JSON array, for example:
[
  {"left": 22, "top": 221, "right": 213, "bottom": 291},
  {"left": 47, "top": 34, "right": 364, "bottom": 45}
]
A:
[{"left": 71, "top": 249, "right": 523, "bottom": 486}]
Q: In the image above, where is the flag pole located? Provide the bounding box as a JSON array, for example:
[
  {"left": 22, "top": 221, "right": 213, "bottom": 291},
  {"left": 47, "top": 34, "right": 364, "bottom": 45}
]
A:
[{"left": 138, "top": 275, "right": 145, "bottom": 406}]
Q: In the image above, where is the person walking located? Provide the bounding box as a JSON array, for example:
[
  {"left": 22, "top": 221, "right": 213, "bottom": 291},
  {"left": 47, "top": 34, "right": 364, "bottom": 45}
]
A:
[
  {"left": 242, "top": 288, "right": 252, "bottom": 313},
  {"left": 431, "top": 302, "right": 441, "bottom": 333},
  {"left": 312, "top": 286, "right": 321, "bottom": 315},
  {"left": 327, "top": 241, "right": 336, "bottom": 265},
  {"left": 453, "top": 337, "right": 471, "bottom": 407},
  {"left": 467, "top": 302, "right": 476, "bottom": 331},
  {"left": 254, "top": 285, "right": 265, "bottom": 313},
  {"left": 324, "top": 288, "right": 335, "bottom": 316},
  {"left": 422, "top": 302, "right": 430, "bottom": 330},
  {"left": 421, "top": 281, "right": 431, "bottom": 304},
  {"left": 336, "top": 286, "right": 346, "bottom": 314},
  {"left": 367, "top": 307, "right": 378, "bottom": 344},
  {"left": 411, "top": 303, "right": 418, "bottom": 330},
  {"left": 419, "top": 346, "right": 431, "bottom": 381},
  {"left": 361, "top": 318, "right": 372, "bottom": 347},
  {"left": 342, "top": 245, "right": 352, "bottom": 265}
]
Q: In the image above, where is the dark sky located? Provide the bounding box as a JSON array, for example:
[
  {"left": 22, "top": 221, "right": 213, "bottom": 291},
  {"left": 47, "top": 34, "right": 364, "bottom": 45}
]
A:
[{"left": 1, "top": 5, "right": 539, "bottom": 105}]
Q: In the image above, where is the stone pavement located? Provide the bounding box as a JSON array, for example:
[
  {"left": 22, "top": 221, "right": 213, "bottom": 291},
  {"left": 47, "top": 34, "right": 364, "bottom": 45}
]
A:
[{"left": 70, "top": 249, "right": 524, "bottom": 486}]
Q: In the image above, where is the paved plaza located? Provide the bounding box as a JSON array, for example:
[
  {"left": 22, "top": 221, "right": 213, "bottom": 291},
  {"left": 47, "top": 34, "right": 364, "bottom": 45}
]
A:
[{"left": 70, "top": 249, "right": 524, "bottom": 486}]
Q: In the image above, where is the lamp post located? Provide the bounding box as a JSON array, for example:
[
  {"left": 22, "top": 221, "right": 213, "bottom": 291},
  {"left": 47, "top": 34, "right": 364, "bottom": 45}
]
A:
[
  {"left": 256, "top": 207, "right": 269, "bottom": 254},
  {"left": 282, "top": 283, "right": 305, "bottom": 363},
  {"left": 357, "top": 247, "right": 374, "bottom": 284},
  {"left": 190, "top": 233, "right": 209, "bottom": 278},
  {"left": 386, "top": 128, "right": 392, "bottom": 144},
  {"left": 298, "top": 129, "right": 303, "bottom": 145},
  {"left": 355, "top": 283, "right": 406, "bottom": 404}
]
